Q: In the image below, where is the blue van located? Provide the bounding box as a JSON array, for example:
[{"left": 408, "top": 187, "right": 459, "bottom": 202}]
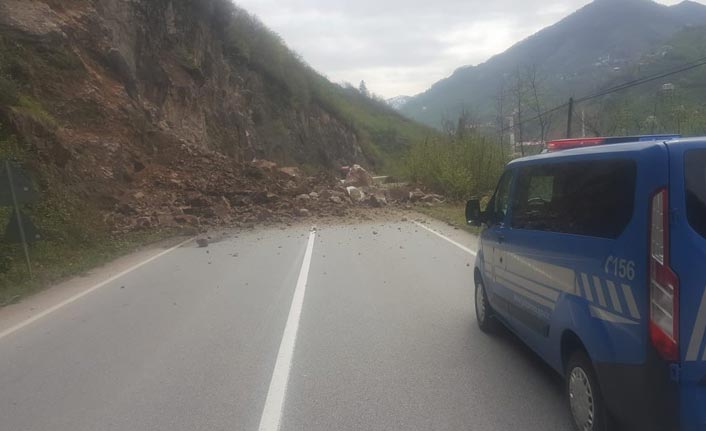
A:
[{"left": 466, "top": 135, "right": 706, "bottom": 431}]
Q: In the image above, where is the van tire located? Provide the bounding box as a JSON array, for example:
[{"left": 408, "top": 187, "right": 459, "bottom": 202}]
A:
[
  {"left": 566, "top": 351, "right": 610, "bottom": 431},
  {"left": 475, "top": 278, "right": 498, "bottom": 333}
]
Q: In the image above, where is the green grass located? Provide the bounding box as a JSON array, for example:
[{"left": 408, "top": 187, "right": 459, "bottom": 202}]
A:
[{"left": 16, "top": 95, "right": 57, "bottom": 128}]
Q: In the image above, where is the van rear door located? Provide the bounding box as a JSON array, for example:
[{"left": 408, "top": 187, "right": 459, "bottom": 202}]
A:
[{"left": 669, "top": 141, "right": 706, "bottom": 430}]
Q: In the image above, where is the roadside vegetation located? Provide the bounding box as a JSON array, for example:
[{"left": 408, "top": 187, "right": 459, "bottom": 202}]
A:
[{"left": 405, "top": 133, "right": 505, "bottom": 201}]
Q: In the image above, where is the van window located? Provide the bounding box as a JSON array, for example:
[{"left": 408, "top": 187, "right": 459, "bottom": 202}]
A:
[
  {"left": 491, "top": 170, "right": 513, "bottom": 224},
  {"left": 511, "top": 159, "right": 636, "bottom": 238},
  {"left": 685, "top": 149, "right": 706, "bottom": 240}
]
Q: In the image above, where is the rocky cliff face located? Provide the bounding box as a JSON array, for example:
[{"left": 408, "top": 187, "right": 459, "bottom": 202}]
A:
[
  {"left": 1, "top": 0, "right": 364, "bottom": 162},
  {"left": 0, "top": 0, "right": 368, "bottom": 230}
]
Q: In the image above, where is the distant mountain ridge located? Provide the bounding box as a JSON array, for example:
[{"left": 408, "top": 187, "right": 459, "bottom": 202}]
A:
[{"left": 400, "top": 0, "right": 706, "bottom": 128}]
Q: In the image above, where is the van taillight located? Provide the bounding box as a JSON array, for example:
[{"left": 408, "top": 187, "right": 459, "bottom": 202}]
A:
[{"left": 649, "top": 188, "right": 680, "bottom": 361}]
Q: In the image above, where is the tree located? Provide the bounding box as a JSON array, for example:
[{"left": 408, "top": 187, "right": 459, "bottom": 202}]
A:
[
  {"left": 512, "top": 67, "right": 526, "bottom": 156},
  {"left": 359, "top": 80, "right": 370, "bottom": 98},
  {"left": 525, "top": 65, "right": 552, "bottom": 146},
  {"left": 494, "top": 77, "right": 508, "bottom": 157}
]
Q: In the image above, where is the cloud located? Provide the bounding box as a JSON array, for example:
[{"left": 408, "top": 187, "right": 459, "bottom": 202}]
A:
[{"left": 234, "top": 0, "right": 704, "bottom": 98}]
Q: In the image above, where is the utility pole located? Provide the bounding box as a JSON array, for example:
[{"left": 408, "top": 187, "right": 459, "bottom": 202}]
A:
[
  {"left": 581, "top": 110, "right": 586, "bottom": 138},
  {"left": 566, "top": 97, "right": 574, "bottom": 138}
]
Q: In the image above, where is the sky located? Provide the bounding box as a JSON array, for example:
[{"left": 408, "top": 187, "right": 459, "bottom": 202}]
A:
[{"left": 235, "top": 0, "right": 702, "bottom": 99}]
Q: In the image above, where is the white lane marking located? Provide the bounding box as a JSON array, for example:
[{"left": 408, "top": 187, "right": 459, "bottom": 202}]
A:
[
  {"left": 686, "top": 286, "right": 706, "bottom": 361},
  {"left": 413, "top": 221, "right": 476, "bottom": 256},
  {"left": 258, "top": 229, "right": 316, "bottom": 431},
  {"left": 0, "top": 236, "right": 195, "bottom": 342}
]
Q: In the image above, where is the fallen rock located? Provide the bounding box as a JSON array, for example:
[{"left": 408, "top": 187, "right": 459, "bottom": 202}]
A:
[
  {"left": 298, "top": 208, "right": 311, "bottom": 217},
  {"left": 421, "top": 194, "right": 445, "bottom": 203},
  {"left": 278, "top": 166, "right": 302, "bottom": 178},
  {"left": 366, "top": 194, "right": 387, "bottom": 208},
  {"left": 196, "top": 238, "right": 209, "bottom": 248},
  {"left": 136, "top": 216, "right": 152, "bottom": 229},
  {"left": 250, "top": 159, "right": 278, "bottom": 171},
  {"left": 174, "top": 214, "right": 200, "bottom": 226},
  {"left": 346, "top": 186, "right": 365, "bottom": 202},
  {"left": 344, "top": 164, "right": 374, "bottom": 187},
  {"left": 386, "top": 186, "right": 411, "bottom": 202},
  {"left": 157, "top": 214, "right": 178, "bottom": 227},
  {"left": 409, "top": 189, "right": 425, "bottom": 202},
  {"left": 330, "top": 196, "right": 343, "bottom": 205}
]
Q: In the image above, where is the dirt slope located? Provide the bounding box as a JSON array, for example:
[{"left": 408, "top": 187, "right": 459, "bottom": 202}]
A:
[{"left": 0, "top": 0, "right": 375, "bottom": 231}]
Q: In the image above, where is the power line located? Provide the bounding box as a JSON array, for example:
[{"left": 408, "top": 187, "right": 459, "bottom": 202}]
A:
[
  {"left": 500, "top": 55, "right": 706, "bottom": 136},
  {"left": 575, "top": 55, "right": 706, "bottom": 104}
]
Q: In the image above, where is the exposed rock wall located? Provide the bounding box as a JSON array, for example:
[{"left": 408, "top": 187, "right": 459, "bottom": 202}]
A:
[{"left": 0, "top": 0, "right": 365, "bottom": 222}]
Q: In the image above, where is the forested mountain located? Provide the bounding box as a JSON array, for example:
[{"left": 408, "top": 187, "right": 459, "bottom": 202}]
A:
[{"left": 400, "top": 0, "right": 706, "bottom": 129}]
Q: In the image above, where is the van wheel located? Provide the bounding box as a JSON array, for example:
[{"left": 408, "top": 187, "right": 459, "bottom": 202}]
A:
[
  {"left": 566, "top": 351, "right": 609, "bottom": 431},
  {"left": 475, "top": 278, "right": 498, "bottom": 333}
]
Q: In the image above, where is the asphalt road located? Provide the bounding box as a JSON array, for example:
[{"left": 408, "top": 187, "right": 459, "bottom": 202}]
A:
[{"left": 0, "top": 216, "right": 574, "bottom": 431}]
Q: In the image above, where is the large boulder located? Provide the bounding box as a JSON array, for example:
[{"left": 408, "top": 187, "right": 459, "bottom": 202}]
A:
[
  {"left": 346, "top": 186, "right": 365, "bottom": 202},
  {"left": 344, "top": 164, "right": 374, "bottom": 187}
]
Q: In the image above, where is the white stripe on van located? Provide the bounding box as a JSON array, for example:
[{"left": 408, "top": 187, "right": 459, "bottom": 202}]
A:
[
  {"left": 494, "top": 273, "right": 557, "bottom": 310},
  {"left": 687, "top": 287, "right": 706, "bottom": 361},
  {"left": 593, "top": 276, "right": 608, "bottom": 308},
  {"left": 581, "top": 273, "right": 594, "bottom": 302},
  {"left": 621, "top": 284, "right": 641, "bottom": 320},
  {"left": 606, "top": 280, "right": 623, "bottom": 314},
  {"left": 505, "top": 253, "right": 576, "bottom": 294},
  {"left": 575, "top": 277, "right": 582, "bottom": 299},
  {"left": 495, "top": 268, "right": 561, "bottom": 302},
  {"left": 589, "top": 305, "right": 639, "bottom": 325}
]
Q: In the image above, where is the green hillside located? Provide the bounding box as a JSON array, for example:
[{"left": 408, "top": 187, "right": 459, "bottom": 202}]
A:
[
  {"left": 217, "top": 0, "right": 435, "bottom": 167},
  {"left": 579, "top": 25, "right": 706, "bottom": 136},
  {"left": 400, "top": 0, "right": 706, "bottom": 130}
]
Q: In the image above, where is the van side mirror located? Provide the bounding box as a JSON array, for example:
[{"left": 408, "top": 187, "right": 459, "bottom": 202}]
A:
[{"left": 466, "top": 199, "right": 482, "bottom": 226}]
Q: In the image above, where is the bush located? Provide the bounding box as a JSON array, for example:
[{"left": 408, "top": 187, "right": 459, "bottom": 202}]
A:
[{"left": 406, "top": 134, "right": 506, "bottom": 200}]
